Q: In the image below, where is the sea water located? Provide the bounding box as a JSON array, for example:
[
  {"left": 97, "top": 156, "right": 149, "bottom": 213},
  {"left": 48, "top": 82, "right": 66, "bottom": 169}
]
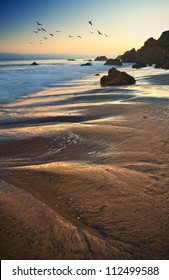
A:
[{"left": 0, "top": 58, "right": 169, "bottom": 105}]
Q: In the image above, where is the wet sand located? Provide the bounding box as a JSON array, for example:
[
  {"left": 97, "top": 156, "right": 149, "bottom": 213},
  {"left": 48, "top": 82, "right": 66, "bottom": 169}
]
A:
[{"left": 0, "top": 79, "right": 169, "bottom": 259}]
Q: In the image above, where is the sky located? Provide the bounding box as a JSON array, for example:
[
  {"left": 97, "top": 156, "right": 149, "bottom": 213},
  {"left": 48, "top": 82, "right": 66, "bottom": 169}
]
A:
[{"left": 0, "top": 0, "right": 169, "bottom": 57}]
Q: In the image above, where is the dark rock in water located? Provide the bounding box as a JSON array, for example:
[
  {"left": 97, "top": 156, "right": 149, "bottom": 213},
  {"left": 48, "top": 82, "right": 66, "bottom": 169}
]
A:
[
  {"left": 31, "top": 62, "right": 39, "bottom": 66},
  {"left": 94, "top": 56, "right": 108, "bottom": 61},
  {"left": 104, "top": 58, "right": 122, "bottom": 66},
  {"left": 94, "top": 73, "right": 100, "bottom": 76},
  {"left": 67, "top": 59, "right": 76, "bottom": 61},
  {"left": 121, "top": 48, "right": 136, "bottom": 63},
  {"left": 100, "top": 67, "right": 136, "bottom": 87},
  {"left": 81, "top": 62, "right": 92, "bottom": 66},
  {"left": 161, "top": 61, "right": 169, "bottom": 69},
  {"left": 132, "top": 61, "right": 147, "bottom": 69}
]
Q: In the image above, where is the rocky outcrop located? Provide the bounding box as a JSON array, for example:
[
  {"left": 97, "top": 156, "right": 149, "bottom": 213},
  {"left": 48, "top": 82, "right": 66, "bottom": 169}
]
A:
[
  {"left": 158, "top": 31, "right": 169, "bottom": 49},
  {"left": 136, "top": 37, "right": 164, "bottom": 65},
  {"left": 121, "top": 30, "right": 169, "bottom": 68},
  {"left": 104, "top": 58, "right": 122, "bottom": 66},
  {"left": 121, "top": 48, "right": 136, "bottom": 62},
  {"left": 94, "top": 56, "right": 108, "bottom": 61},
  {"left": 132, "top": 62, "right": 147, "bottom": 69},
  {"left": 81, "top": 62, "right": 92, "bottom": 66},
  {"left": 100, "top": 67, "right": 136, "bottom": 87},
  {"left": 31, "top": 62, "right": 39, "bottom": 66}
]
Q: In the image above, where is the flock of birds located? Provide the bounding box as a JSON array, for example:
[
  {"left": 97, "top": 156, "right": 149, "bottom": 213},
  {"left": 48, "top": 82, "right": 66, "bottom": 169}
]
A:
[{"left": 29, "top": 20, "right": 109, "bottom": 44}]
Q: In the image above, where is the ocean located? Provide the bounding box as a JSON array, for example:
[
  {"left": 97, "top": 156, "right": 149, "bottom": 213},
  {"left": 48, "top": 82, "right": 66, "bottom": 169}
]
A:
[{"left": 0, "top": 58, "right": 169, "bottom": 104}]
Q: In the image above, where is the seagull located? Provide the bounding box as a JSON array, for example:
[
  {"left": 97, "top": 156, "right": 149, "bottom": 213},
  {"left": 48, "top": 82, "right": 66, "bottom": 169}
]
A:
[
  {"left": 36, "top": 21, "right": 43, "bottom": 26},
  {"left": 49, "top": 33, "right": 54, "bottom": 37},
  {"left": 43, "top": 37, "right": 48, "bottom": 40},
  {"left": 77, "top": 35, "right": 82, "bottom": 38},
  {"left": 88, "top": 21, "right": 92, "bottom": 26},
  {"left": 97, "top": 30, "right": 102, "bottom": 35},
  {"left": 37, "top": 28, "right": 42, "bottom": 32},
  {"left": 68, "top": 35, "right": 73, "bottom": 38},
  {"left": 104, "top": 34, "right": 109, "bottom": 37},
  {"left": 41, "top": 28, "right": 47, "bottom": 32},
  {"left": 55, "top": 30, "right": 61, "bottom": 32},
  {"left": 33, "top": 30, "right": 39, "bottom": 33}
]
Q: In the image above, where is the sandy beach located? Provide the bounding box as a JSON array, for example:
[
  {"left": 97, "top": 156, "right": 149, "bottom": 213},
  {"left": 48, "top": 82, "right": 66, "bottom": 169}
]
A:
[{"left": 0, "top": 69, "right": 169, "bottom": 260}]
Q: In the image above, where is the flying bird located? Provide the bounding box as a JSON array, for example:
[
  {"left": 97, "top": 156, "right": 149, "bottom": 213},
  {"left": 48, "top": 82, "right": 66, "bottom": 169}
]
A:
[
  {"left": 90, "top": 31, "right": 94, "bottom": 34},
  {"left": 104, "top": 34, "right": 109, "bottom": 37},
  {"left": 97, "top": 30, "right": 102, "bottom": 35},
  {"left": 77, "top": 35, "right": 82, "bottom": 38},
  {"left": 55, "top": 30, "right": 61, "bottom": 32},
  {"left": 43, "top": 37, "right": 48, "bottom": 40},
  {"left": 88, "top": 21, "right": 92, "bottom": 26},
  {"left": 49, "top": 33, "right": 54, "bottom": 37},
  {"left": 68, "top": 35, "right": 73, "bottom": 38},
  {"left": 36, "top": 21, "right": 43, "bottom": 26},
  {"left": 33, "top": 30, "right": 39, "bottom": 33},
  {"left": 41, "top": 28, "right": 47, "bottom": 32}
]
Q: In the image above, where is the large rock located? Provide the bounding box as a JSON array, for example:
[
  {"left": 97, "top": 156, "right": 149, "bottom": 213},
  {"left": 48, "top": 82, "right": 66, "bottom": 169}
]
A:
[
  {"left": 100, "top": 67, "right": 136, "bottom": 87},
  {"left": 132, "top": 61, "right": 147, "bottom": 69},
  {"left": 104, "top": 58, "right": 122, "bottom": 66},
  {"left": 120, "top": 30, "right": 169, "bottom": 68},
  {"left": 158, "top": 31, "right": 169, "bottom": 49},
  {"left": 94, "top": 56, "right": 108, "bottom": 61},
  {"left": 121, "top": 48, "right": 136, "bottom": 62},
  {"left": 136, "top": 37, "right": 164, "bottom": 65}
]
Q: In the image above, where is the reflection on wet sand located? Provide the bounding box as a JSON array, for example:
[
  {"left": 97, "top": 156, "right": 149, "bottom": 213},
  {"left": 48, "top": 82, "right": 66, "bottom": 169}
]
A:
[{"left": 0, "top": 74, "right": 169, "bottom": 259}]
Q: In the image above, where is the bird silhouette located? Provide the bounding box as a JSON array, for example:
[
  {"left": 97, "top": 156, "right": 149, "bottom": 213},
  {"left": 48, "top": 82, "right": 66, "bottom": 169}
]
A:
[
  {"left": 41, "top": 28, "right": 47, "bottom": 32},
  {"left": 104, "top": 34, "right": 109, "bottom": 37},
  {"left": 33, "top": 30, "right": 39, "bottom": 33},
  {"left": 55, "top": 30, "right": 61, "bottom": 32},
  {"left": 68, "top": 35, "right": 73, "bottom": 38},
  {"left": 97, "top": 30, "right": 102, "bottom": 35},
  {"left": 37, "top": 28, "right": 42, "bottom": 32},
  {"left": 90, "top": 31, "right": 94, "bottom": 34},
  {"left": 49, "top": 33, "right": 54, "bottom": 37},
  {"left": 36, "top": 21, "right": 43, "bottom": 26},
  {"left": 77, "top": 35, "right": 82, "bottom": 38},
  {"left": 88, "top": 21, "right": 92, "bottom": 26},
  {"left": 43, "top": 37, "right": 48, "bottom": 40}
]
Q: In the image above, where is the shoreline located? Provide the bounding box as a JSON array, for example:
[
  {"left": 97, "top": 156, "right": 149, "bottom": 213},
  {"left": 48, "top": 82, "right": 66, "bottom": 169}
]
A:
[{"left": 0, "top": 91, "right": 169, "bottom": 259}]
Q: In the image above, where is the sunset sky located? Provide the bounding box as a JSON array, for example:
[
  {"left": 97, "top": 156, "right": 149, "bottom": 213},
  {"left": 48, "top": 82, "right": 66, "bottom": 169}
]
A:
[{"left": 0, "top": 0, "right": 169, "bottom": 57}]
